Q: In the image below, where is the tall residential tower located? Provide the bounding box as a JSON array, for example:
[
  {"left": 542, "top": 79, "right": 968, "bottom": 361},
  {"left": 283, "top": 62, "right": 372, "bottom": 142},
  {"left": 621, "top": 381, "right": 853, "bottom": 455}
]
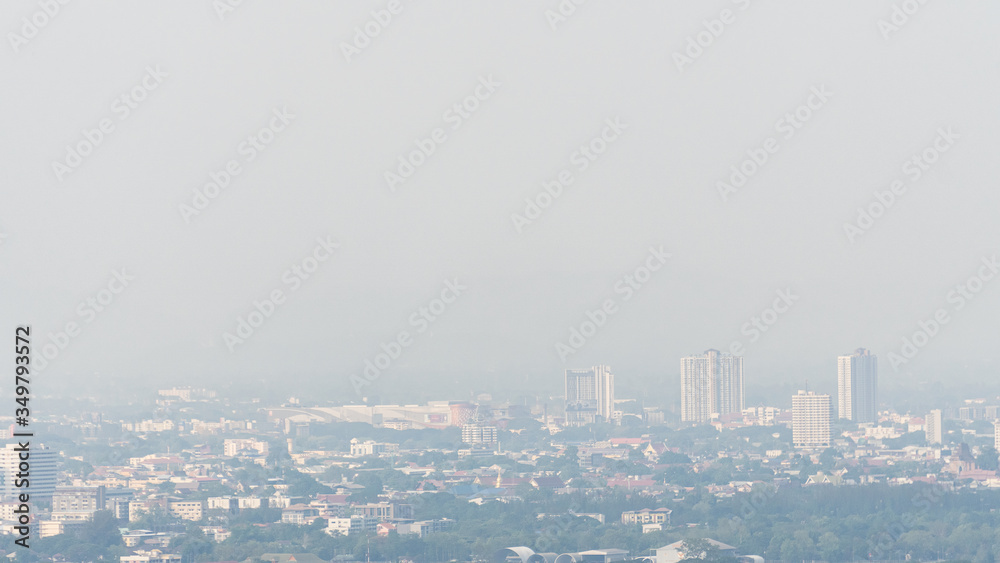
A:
[
  {"left": 0, "top": 443, "right": 58, "bottom": 501},
  {"left": 680, "top": 349, "right": 744, "bottom": 424},
  {"left": 926, "top": 409, "right": 943, "bottom": 445},
  {"left": 792, "top": 391, "right": 832, "bottom": 448},
  {"left": 565, "top": 365, "right": 615, "bottom": 426},
  {"left": 837, "top": 348, "right": 878, "bottom": 423}
]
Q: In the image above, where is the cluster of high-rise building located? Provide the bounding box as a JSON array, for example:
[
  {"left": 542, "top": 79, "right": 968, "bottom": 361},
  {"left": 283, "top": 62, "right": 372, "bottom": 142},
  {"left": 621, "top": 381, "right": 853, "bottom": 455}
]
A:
[
  {"left": 921, "top": 409, "right": 1000, "bottom": 449},
  {"left": 922, "top": 401, "right": 1000, "bottom": 447},
  {"left": 671, "top": 347, "right": 880, "bottom": 449},
  {"left": 790, "top": 348, "right": 879, "bottom": 448},
  {"left": 561, "top": 348, "right": 879, "bottom": 444}
]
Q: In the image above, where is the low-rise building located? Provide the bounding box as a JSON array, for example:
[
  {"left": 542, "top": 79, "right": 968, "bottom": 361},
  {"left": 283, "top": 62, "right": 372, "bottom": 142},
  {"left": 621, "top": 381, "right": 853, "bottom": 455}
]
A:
[
  {"left": 397, "top": 518, "right": 454, "bottom": 538},
  {"left": 238, "top": 496, "right": 264, "bottom": 509},
  {"left": 167, "top": 500, "right": 204, "bottom": 521},
  {"left": 200, "top": 526, "right": 231, "bottom": 542},
  {"left": 327, "top": 515, "right": 377, "bottom": 536},
  {"left": 120, "top": 549, "right": 182, "bottom": 563},
  {"left": 223, "top": 438, "right": 269, "bottom": 457},
  {"left": 206, "top": 496, "right": 238, "bottom": 512},
  {"left": 281, "top": 504, "right": 320, "bottom": 524},
  {"left": 121, "top": 530, "right": 174, "bottom": 548},
  {"left": 621, "top": 507, "right": 671, "bottom": 526},
  {"left": 352, "top": 501, "right": 413, "bottom": 522},
  {"left": 349, "top": 439, "right": 399, "bottom": 457},
  {"left": 461, "top": 423, "right": 498, "bottom": 445}
]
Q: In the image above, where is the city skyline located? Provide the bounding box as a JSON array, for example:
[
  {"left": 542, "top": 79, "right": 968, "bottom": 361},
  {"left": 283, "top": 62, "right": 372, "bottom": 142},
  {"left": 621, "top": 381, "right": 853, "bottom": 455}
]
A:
[
  {"left": 5, "top": 1, "right": 1000, "bottom": 560},
  {"left": 6, "top": 377, "right": 1000, "bottom": 560}
]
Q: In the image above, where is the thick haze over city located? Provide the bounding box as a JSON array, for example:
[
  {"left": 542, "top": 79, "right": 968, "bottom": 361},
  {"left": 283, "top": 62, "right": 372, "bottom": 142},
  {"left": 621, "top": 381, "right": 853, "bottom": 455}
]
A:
[
  {"left": 3, "top": 2, "right": 1000, "bottom": 404},
  {"left": 8, "top": 3, "right": 1000, "bottom": 563}
]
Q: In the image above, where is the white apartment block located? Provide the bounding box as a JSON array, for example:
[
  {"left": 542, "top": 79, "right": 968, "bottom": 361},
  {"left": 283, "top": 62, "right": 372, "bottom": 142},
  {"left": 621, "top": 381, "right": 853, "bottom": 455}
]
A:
[
  {"left": 206, "top": 497, "right": 238, "bottom": 511},
  {"left": 461, "top": 423, "right": 498, "bottom": 445},
  {"left": 327, "top": 515, "right": 377, "bottom": 536},
  {"left": 792, "top": 391, "right": 832, "bottom": 448},
  {"left": 122, "top": 420, "right": 175, "bottom": 433},
  {"left": 926, "top": 410, "right": 943, "bottom": 445},
  {"left": 238, "top": 496, "right": 264, "bottom": 509},
  {"left": 349, "top": 439, "right": 398, "bottom": 457},
  {"left": 223, "top": 438, "right": 269, "bottom": 457},
  {"left": 621, "top": 508, "right": 671, "bottom": 525}
]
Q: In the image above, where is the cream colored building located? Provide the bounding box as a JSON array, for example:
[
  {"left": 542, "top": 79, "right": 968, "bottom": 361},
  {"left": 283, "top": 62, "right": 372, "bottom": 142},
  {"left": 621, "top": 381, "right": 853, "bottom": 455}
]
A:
[
  {"left": 792, "top": 391, "right": 832, "bottom": 448},
  {"left": 167, "top": 500, "right": 204, "bottom": 521}
]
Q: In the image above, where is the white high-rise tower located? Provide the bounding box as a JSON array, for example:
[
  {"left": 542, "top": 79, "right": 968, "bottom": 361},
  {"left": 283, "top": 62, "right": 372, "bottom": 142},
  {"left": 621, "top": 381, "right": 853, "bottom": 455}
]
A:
[
  {"left": 926, "top": 410, "right": 943, "bottom": 445},
  {"left": 793, "top": 391, "right": 832, "bottom": 448},
  {"left": 837, "top": 348, "right": 878, "bottom": 423},
  {"left": 680, "top": 349, "right": 744, "bottom": 424},
  {"left": 565, "top": 365, "right": 614, "bottom": 426}
]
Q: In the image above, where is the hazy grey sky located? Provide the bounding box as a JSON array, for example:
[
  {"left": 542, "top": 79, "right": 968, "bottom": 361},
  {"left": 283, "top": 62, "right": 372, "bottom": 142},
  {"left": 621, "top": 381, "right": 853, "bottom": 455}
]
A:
[{"left": 3, "top": 1, "right": 999, "bottom": 401}]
